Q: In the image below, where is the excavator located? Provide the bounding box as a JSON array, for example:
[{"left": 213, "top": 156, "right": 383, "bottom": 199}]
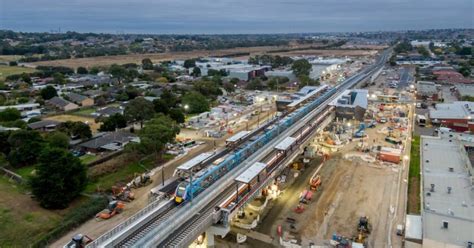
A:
[
  {"left": 95, "top": 200, "right": 125, "bottom": 221},
  {"left": 111, "top": 185, "right": 135, "bottom": 202}
]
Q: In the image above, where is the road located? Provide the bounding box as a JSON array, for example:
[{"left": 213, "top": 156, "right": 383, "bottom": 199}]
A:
[{"left": 398, "top": 66, "right": 411, "bottom": 89}]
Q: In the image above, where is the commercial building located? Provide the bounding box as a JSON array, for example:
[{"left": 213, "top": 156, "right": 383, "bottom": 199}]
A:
[
  {"left": 330, "top": 89, "right": 368, "bottom": 121},
  {"left": 265, "top": 69, "right": 296, "bottom": 81},
  {"left": 429, "top": 101, "right": 474, "bottom": 132},
  {"left": 416, "top": 81, "right": 439, "bottom": 101},
  {"left": 408, "top": 134, "right": 474, "bottom": 247}
]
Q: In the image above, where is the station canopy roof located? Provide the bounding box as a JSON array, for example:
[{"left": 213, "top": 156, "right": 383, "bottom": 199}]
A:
[
  {"left": 275, "top": 137, "right": 297, "bottom": 151},
  {"left": 235, "top": 162, "right": 267, "bottom": 184},
  {"left": 226, "top": 131, "right": 250, "bottom": 143},
  {"left": 176, "top": 152, "right": 213, "bottom": 171}
]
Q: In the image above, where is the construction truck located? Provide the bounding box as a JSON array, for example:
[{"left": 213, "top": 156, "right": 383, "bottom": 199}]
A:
[
  {"left": 111, "top": 185, "right": 135, "bottom": 202},
  {"left": 131, "top": 173, "right": 153, "bottom": 188},
  {"left": 95, "top": 200, "right": 125, "bottom": 221},
  {"left": 64, "top": 234, "right": 93, "bottom": 248}
]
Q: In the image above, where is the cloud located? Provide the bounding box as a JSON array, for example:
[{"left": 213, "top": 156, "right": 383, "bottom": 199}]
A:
[{"left": 1, "top": 0, "right": 472, "bottom": 33}]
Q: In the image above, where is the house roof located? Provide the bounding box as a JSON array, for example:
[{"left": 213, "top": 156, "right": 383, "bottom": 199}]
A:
[
  {"left": 95, "top": 106, "right": 123, "bottom": 116},
  {"left": 47, "top": 97, "right": 75, "bottom": 108},
  {"left": 27, "top": 120, "right": 61, "bottom": 130},
  {"left": 80, "top": 131, "right": 138, "bottom": 150},
  {"left": 67, "top": 92, "right": 89, "bottom": 103}
]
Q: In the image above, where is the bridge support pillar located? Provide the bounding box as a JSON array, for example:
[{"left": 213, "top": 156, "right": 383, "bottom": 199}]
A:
[{"left": 206, "top": 230, "right": 215, "bottom": 247}]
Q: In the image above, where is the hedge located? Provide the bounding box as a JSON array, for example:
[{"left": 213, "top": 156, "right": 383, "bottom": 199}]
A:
[{"left": 32, "top": 196, "right": 108, "bottom": 248}]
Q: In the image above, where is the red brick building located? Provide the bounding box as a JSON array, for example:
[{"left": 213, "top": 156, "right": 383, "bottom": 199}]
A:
[{"left": 430, "top": 101, "right": 474, "bottom": 132}]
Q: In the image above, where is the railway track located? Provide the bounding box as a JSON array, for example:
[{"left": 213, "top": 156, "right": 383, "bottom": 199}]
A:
[{"left": 87, "top": 48, "right": 391, "bottom": 248}]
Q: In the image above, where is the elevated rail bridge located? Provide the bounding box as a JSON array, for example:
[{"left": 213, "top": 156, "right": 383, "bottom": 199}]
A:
[{"left": 84, "top": 48, "right": 391, "bottom": 248}]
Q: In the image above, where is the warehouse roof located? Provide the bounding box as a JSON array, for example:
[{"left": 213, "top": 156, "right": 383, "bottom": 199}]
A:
[
  {"left": 429, "top": 101, "right": 474, "bottom": 120},
  {"left": 416, "top": 81, "right": 438, "bottom": 95},
  {"left": 421, "top": 135, "right": 474, "bottom": 247}
]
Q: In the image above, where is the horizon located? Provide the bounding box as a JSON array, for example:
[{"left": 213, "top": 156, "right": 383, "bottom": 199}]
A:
[{"left": 1, "top": 0, "right": 472, "bottom": 34}]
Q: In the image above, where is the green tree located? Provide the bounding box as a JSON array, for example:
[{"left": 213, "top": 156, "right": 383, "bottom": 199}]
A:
[
  {"left": 223, "top": 82, "right": 235, "bottom": 93},
  {"left": 160, "top": 89, "right": 178, "bottom": 108},
  {"left": 182, "top": 91, "right": 210, "bottom": 114},
  {"left": 142, "top": 58, "right": 154, "bottom": 70},
  {"left": 109, "top": 64, "right": 128, "bottom": 84},
  {"left": 124, "top": 97, "right": 155, "bottom": 127},
  {"left": 193, "top": 80, "right": 222, "bottom": 99},
  {"left": 291, "top": 59, "right": 312, "bottom": 78},
  {"left": 169, "top": 108, "right": 185, "bottom": 124},
  {"left": 52, "top": 72, "right": 66, "bottom": 84},
  {"left": 21, "top": 73, "right": 31, "bottom": 84},
  {"left": 0, "top": 108, "right": 21, "bottom": 122},
  {"left": 299, "top": 75, "right": 320, "bottom": 87},
  {"left": 99, "top": 114, "right": 127, "bottom": 131},
  {"left": 132, "top": 114, "right": 180, "bottom": 159},
  {"left": 246, "top": 78, "right": 264, "bottom": 90},
  {"left": 417, "top": 46, "right": 430, "bottom": 57},
  {"left": 153, "top": 99, "right": 170, "bottom": 114},
  {"left": 58, "top": 121, "right": 92, "bottom": 139},
  {"left": 30, "top": 147, "right": 87, "bottom": 209},
  {"left": 40, "top": 85, "right": 58, "bottom": 100},
  {"left": 191, "top": 67, "right": 201, "bottom": 77},
  {"left": 183, "top": 59, "right": 196, "bottom": 69},
  {"left": 77, "top": 67, "right": 88, "bottom": 74},
  {"left": 7, "top": 130, "right": 44, "bottom": 167},
  {"left": 46, "top": 132, "right": 70, "bottom": 149}
]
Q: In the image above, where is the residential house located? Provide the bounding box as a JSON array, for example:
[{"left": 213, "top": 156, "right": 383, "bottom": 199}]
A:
[
  {"left": 47, "top": 97, "right": 79, "bottom": 111},
  {"left": 79, "top": 131, "right": 140, "bottom": 153},
  {"left": 67, "top": 92, "right": 94, "bottom": 107},
  {"left": 27, "top": 120, "right": 61, "bottom": 132},
  {"left": 92, "top": 106, "right": 123, "bottom": 118}
]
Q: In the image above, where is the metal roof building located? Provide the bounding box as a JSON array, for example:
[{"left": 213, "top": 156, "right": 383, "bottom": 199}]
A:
[{"left": 419, "top": 135, "right": 474, "bottom": 247}]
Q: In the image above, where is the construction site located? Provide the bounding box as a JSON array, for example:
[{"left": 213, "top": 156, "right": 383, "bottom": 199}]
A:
[{"left": 211, "top": 73, "right": 414, "bottom": 247}]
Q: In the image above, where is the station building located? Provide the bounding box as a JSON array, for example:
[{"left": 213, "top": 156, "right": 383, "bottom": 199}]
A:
[{"left": 329, "top": 89, "right": 368, "bottom": 121}]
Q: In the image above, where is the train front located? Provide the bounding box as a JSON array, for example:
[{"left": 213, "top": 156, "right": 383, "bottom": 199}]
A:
[{"left": 174, "top": 182, "right": 187, "bottom": 204}]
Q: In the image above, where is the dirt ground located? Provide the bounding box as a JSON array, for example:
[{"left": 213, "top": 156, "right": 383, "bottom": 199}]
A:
[
  {"left": 45, "top": 114, "right": 100, "bottom": 133},
  {"left": 29, "top": 45, "right": 381, "bottom": 69}
]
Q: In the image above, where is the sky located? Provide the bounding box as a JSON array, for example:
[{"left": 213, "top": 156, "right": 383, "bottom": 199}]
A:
[{"left": 1, "top": 0, "right": 472, "bottom": 34}]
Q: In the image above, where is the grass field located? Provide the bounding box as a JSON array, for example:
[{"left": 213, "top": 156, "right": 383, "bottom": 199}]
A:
[
  {"left": 45, "top": 114, "right": 100, "bottom": 133},
  {"left": 407, "top": 135, "right": 421, "bottom": 214},
  {"left": 0, "top": 177, "right": 62, "bottom": 246},
  {"left": 79, "top": 154, "right": 97, "bottom": 164},
  {"left": 26, "top": 43, "right": 382, "bottom": 69},
  {"left": 0, "top": 65, "right": 37, "bottom": 81},
  {"left": 0, "top": 55, "right": 23, "bottom": 63}
]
